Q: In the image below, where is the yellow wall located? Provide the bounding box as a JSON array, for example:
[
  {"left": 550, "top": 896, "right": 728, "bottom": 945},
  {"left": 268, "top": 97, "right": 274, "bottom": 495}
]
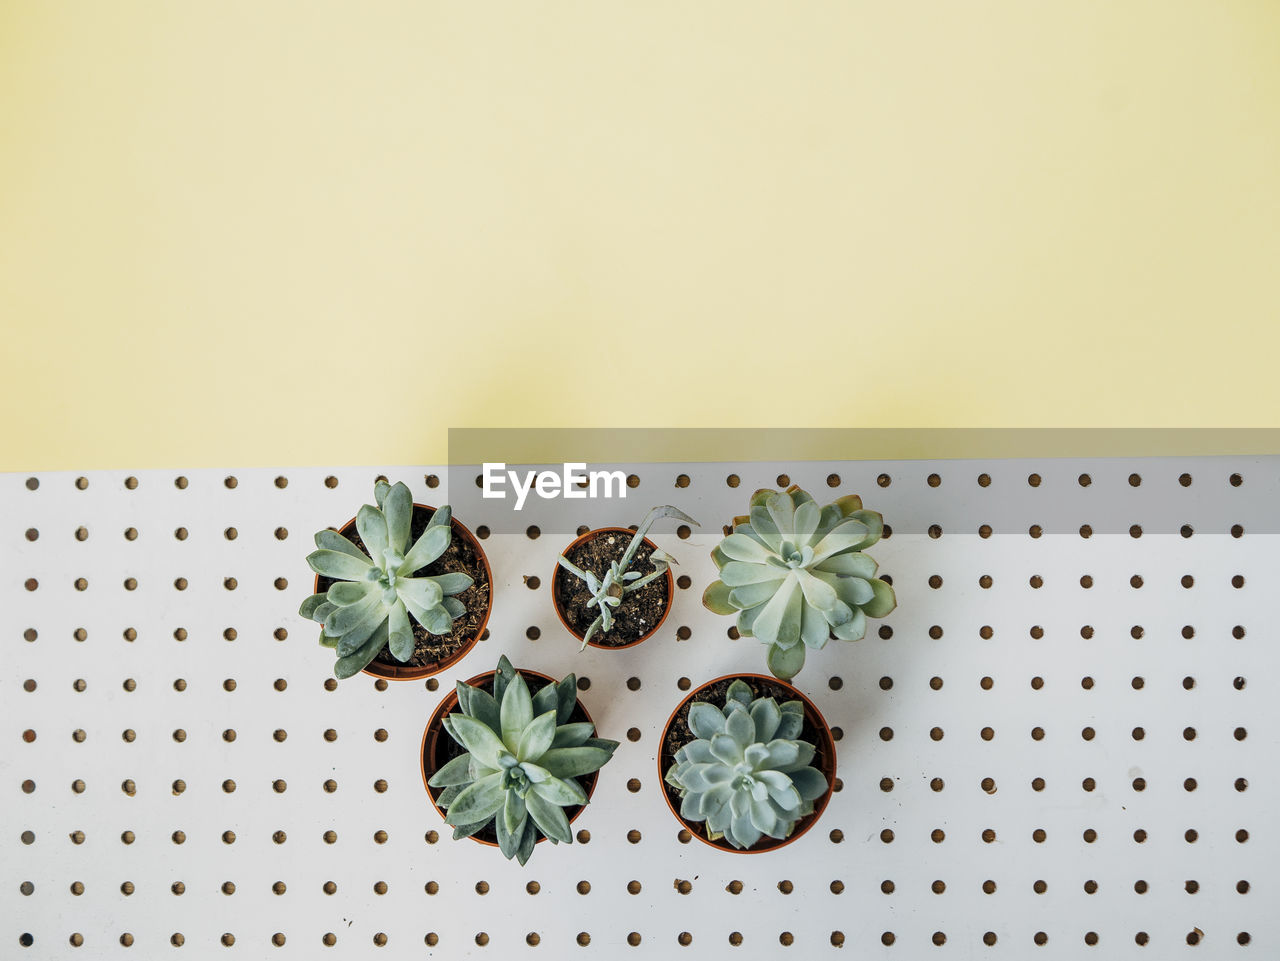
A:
[{"left": 2, "top": 2, "right": 1278, "bottom": 469}]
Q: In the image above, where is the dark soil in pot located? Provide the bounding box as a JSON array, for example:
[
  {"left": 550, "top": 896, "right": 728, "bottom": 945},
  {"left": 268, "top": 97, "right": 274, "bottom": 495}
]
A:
[
  {"left": 422, "top": 670, "right": 599, "bottom": 846},
  {"left": 552, "top": 528, "right": 671, "bottom": 647},
  {"left": 659, "top": 674, "right": 836, "bottom": 853},
  {"left": 315, "top": 504, "right": 491, "bottom": 674}
]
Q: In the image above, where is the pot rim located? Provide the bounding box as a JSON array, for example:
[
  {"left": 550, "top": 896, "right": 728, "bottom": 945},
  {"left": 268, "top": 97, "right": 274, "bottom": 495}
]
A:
[
  {"left": 311, "top": 502, "right": 492, "bottom": 681},
  {"left": 657, "top": 672, "right": 837, "bottom": 854},
  {"left": 420, "top": 666, "right": 600, "bottom": 849},
  {"left": 551, "top": 526, "right": 675, "bottom": 650}
]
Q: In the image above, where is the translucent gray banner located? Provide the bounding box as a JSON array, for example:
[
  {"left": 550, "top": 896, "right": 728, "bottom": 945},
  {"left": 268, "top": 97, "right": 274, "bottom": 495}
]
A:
[{"left": 444, "top": 429, "right": 1279, "bottom": 537}]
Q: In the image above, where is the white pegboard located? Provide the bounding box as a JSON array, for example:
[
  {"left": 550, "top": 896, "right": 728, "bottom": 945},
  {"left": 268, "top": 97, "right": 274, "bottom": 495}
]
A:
[{"left": 2, "top": 461, "right": 1274, "bottom": 959}]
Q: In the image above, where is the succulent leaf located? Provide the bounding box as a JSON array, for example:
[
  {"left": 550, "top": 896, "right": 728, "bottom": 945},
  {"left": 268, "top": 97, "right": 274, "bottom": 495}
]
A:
[
  {"left": 525, "top": 791, "right": 572, "bottom": 844},
  {"left": 448, "top": 715, "right": 508, "bottom": 771},
  {"left": 532, "top": 776, "right": 587, "bottom": 807},
  {"left": 531, "top": 682, "right": 560, "bottom": 718},
  {"left": 766, "top": 641, "right": 806, "bottom": 680},
  {"left": 428, "top": 753, "right": 474, "bottom": 787},
  {"left": 554, "top": 676, "right": 578, "bottom": 724},
  {"left": 333, "top": 620, "right": 389, "bottom": 678},
  {"left": 448, "top": 773, "right": 506, "bottom": 825},
  {"left": 538, "top": 746, "right": 616, "bottom": 780},
  {"left": 861, "top": 577, "right": 897, "bottom": 618},
  {"left": 396, "top": 574, "right": 442, "bottom": 609},
  {"left": 355, "top": 504, "right": 390, "bottom": 565},
  {"left": 299, "top": 593, "right": 327, "bottom": 620},
  {"left": 688, "top": 701, "right": 727, "bottom": 740},
  {"left": 314, "top": 528, "right": 370, "bottom": 559},
  {"left": 516, "top": 711, "right": 557, "bottom": 762},
  {"left": 307, "top": 548, "right": 373, "bottom": 580},
  {"left": 702, "top": 579, "right": 736, "bottom": 615},
  {"left": 500, "top": 672, "right": 534, "bottom": 751},
  {"left": 430, "top": 571, "right": 474, "bottom": 595},
  {"left": 550, "top": 722, "right": 595, "bottom": 749},
  {"left": 399, "top": 524, "right": 450, "bottom": 575},
  {"left": 750, "top": 697, "right": 781, "bottom": 741},
  {"left": 382, "top": 481, "right": 413, "bottom": 555},
  {"left": 387, "top": 600, "right": 414, "bottom": 662}
]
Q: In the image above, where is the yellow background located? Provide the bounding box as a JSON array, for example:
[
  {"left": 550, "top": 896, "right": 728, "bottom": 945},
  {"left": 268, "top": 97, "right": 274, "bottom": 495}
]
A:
[{"left": 2, "top": 2, "right": 1278, "bottom": 470}]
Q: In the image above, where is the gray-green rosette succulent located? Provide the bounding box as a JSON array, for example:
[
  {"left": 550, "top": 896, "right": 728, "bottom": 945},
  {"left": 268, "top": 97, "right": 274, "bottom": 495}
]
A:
[
  {"left": 664, "top": 679, "right": 828, "bottom": 850},
  {"left": 299, "top": 480, "right": 473, "bottom": 679},
  {"left": 702, "top": 486, "right": 895, "bottom": 680},
  {"left": 428, "top": 656, "right": 619, "bottom": 865}
]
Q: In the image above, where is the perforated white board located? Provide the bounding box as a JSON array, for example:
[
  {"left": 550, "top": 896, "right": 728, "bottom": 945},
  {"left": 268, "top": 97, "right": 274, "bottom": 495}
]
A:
[{"left": 3, "top": 461, "right": 1274, "bottom": 959}]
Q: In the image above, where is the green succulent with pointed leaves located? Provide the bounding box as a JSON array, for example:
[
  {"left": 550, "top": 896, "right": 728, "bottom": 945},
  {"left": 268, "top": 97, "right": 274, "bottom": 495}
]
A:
[
  {"left": 556, "top": 504, "right": 698, "bottom": 650},
  {"left": 665, "top": 679, "right": 828, "bottom": 850},
  {"left": 428, "top": 656, "right": 619, "bottom": 865},
  {"left": 702, "top": 486, "right": 895, "bottom": 680},
  {"left": 299, "top": 480, "right": 473, "bottom": 679}
]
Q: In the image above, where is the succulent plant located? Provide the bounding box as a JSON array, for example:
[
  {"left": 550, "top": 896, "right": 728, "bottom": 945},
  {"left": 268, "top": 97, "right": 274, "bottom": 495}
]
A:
[
  {"left": 298, "top": 480, "right": 473, "bottom": 679},
  {"left": 556, "top": 504, "right": 698, "bottom": 649},
  {"left": 702, "top": 486, "right": 895, "bottom": 680},
  {"left": 665, "top": 679, "right": 828, "bottom": 850},
  {"left": 428, "top": 656, "right": 619, "bottom": 865}
]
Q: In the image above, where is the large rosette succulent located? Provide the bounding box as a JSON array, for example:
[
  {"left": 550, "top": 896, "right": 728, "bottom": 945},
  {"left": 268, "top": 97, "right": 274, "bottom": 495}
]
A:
[{"left": 702, "top": 486, "right": 895, "bottom": 679}]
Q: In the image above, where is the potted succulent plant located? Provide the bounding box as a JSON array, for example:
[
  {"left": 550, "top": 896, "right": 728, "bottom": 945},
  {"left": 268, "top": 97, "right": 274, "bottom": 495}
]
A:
[
  {"left": 702, "top": 485, "right": 895, "bottom": 679},
  {"left": 552, "top": 504, "right": 697, "bottom": 650},
  {"left": 298, "top": 480, "right": 492, "bottom": 680},
  {"left": 661, "top": 675, "right": 835, "bottom": 852},
  {"left": 422, "top": 655, "right": 619, "bottom": 865}
]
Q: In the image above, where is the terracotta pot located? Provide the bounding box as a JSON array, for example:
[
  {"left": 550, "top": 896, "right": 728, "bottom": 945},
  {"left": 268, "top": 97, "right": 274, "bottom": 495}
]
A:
[
  {"left": 551, "top": 527, "right": 674, "bottom": 650},
  {"left": 658, "top": 673, "right": 837, "bottom": 853},
  {"left": 313, "top": 503, "right": 492, "bottom": 681},
  {"left": 420, "top": 668, "right": 600, "bottom": 849}
]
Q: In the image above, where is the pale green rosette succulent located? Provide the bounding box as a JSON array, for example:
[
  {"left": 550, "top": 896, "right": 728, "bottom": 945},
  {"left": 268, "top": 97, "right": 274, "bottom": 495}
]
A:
[
  {"left": 299, "top": 480, "right": 473, "bottom": 679},
  {"left": 702, "top": 486, "right": 895, "bottom": 680},
  {"left": 665, "top": 679, "right": 828, "bottom": 850},
  {"left": 428, "top": 656, "right": 619, "bottom": 865}
]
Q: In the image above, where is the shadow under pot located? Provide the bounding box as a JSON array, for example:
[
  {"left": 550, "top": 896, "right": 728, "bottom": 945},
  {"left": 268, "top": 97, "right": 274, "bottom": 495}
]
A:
[
  {"left": 659, "top": 673, "right": 836, "bottom": 853},
  {"left": 552, "top": 527, "right": 674, "bottom": 649},
  {"left": 420, "top": 668, "right": 600, "bottom": 850},
  {"left": 314, "top": 503, "right": 492, "bottom": 680}
]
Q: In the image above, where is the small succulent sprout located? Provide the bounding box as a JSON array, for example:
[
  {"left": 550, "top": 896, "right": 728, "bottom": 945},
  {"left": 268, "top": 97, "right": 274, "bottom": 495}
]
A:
[
  {"left": 298, "top": 480, "right": 473, "bottom": 679},
  {"left": 428, "top": 656, "right": 619, "bottom": 865},
  {"left": 665, "top": 679, "right": 828, "bottom": 850},
  {"left": 702, "top": 486, "right": 895, "bottom": 680},
  {"left": 557, "top": 505, "right": 698, "bottom": 650}
]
